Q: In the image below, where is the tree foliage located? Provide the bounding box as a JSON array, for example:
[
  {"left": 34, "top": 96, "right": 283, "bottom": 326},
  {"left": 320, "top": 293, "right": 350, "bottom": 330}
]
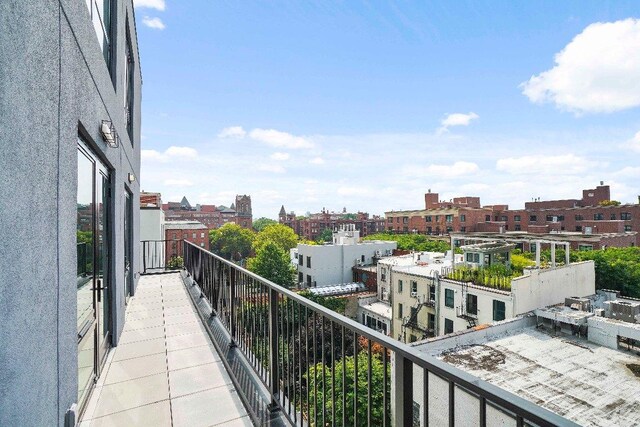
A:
[
  {"left": 363, "top": 233, "right": 450, "bottom": 252},
  {"left": 247, "top": 241, "right": 295, "bottom": 288},
  {"left": 252, "top": 217, "right": 278, "bottom": 232},
  {"left": 521, "top": 246, "right": 640, "bottom": 298},
  {"left": 208, "top": 223, "right": 255, "bottom": 260},
  {"left": 316, "top": 228, "right": 333, "bottom": 244},
  {"left": 253, "top": 223, "right": 300, "bottom": 253},
  {"left": 305, "top": 352, "right": 387, "bottom": 426}
]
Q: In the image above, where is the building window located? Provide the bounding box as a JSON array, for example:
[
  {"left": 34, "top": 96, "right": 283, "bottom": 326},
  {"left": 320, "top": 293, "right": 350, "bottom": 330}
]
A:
[
  {"left": 298, "top": 254, "right": 303, "bottom": 265},
  {"left": 492, "top": 300, "right": 506, "bottom": 321},
  {"left": 425, "top": 216, "right": 432, "bottom": 222},
  {"left": 460, "top": 226, "right": 466, "bottom": 232},
  {"left": 445, "top": 289, "right": 454, "bottom": 308},
  {"left": 403, "top": 217, "right": 408, "bottom": 224},
  {"left": 201, "top": 232, "right": 205, "bottom": 238},
  {"left": 529, "top": 215, "right": 537, "bottom": 222},
  {"left": 575, "top": 214, "right": 583, "bottom": 221},
  {"left": 429, "top": 285, "right": 436, "bottom": 302},
  {"left": 466, "top": 253, "right": 473, "bottom": 262},
  {"left": 85, "top": 0, "right": 113, "bottom": 70},
  {"left": 578, "top": 245, "right": 593, "bottom": 251},
  {"left": 625, "top": 225, "right": 632, "bottom": 231},
  {"left": 594, "top": 213, "right": 604, "bottom": 220},
  {"left": 610, "top": 213, "right": 617, "bottom": 220},
  {"left": 381, "top": 269, "right": 386, "bottom": 281},
  {"left": 466, "top": 294, "right": 478, "bottom": 315},
  {"left": 485, "top": 215, "right": 491, "bottom": 222},
  {"left": 514, "top": 215, "right": 521, "bottom": 222},
  {"left": 460, "top": 214, "right": 466, "bottom": 222},
  {"left": 500, "top": 215, "right": 507, "bottom": 221},
  {"left": 192, "top": 233, "right": 196, "bottom": 239},
  {"left": 298, "top": 272, "right": 303, "bottom": 283},
  {"left": 124, "top": 24, "right": 135, "bottom": 139},
  {"left": 410, "top": 280, "right": 417, "bottom": 295},
  {"left": 444, "top": 318, "right": 454, "bottom": 334},
  {"left": 307, "top": 275, "right": 312, "bottom": 286},
  {"left": 307, "top": 256, "right": 311, "bottom": 268},
  {"left": 426, "top": 227, "right": 432, "bottom": 234},
  {"left": 445, "top": 214, "right": 453, "bottom": 223},
  {"left": 621, "top": 212, "right": 632, "bottom": 220},
  {"left": 200, "top": 242, "right": 204, "bottom": 247},
  {"left": 514, "top": 224, "right": 521, "bottom": 231},
  {"left": 388, "top": 217, "right": 393, "bottom": 223},
  {"left": 398, "top": 303, "right": 403, "bottom": 319},
  {"left": 575, "top": 226, "right": 582, "bottom": 232},
  {"left": 173, "top": 233, "right": 177, "bottom": 240},
  {"left": 398, "top": 280, "right": 403, "bottom": 293},
  {"left": 183, "top": 233, "right": 188, "bottom": 239}
]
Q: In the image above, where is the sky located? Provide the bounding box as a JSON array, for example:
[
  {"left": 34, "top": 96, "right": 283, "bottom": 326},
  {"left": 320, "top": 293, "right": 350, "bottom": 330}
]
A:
[{"left": 134, "top": 0, "right": 640, "bottom": 219}]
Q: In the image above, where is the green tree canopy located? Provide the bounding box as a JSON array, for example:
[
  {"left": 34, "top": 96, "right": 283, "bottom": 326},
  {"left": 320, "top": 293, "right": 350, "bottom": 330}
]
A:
[
  {"left": 306, "top": 351, "right": 387, "bottom": 426},
  {"left": 247, "top": 241, "right": 295, "bottom": 288},
  {"left": 209, "top": 223, "right": 255, "bottom": 260},
  {"left": 316, "top": 228, "right": 333, "bottom": 244},
  {"left": 252, "top": 217, "right": 278, "bottom": 232},
  {"left": 363, "top": 233, "right": 450, "bottom": 253},
  {"left": 253, "top": 223, "right": 299, "bottom": 253}
]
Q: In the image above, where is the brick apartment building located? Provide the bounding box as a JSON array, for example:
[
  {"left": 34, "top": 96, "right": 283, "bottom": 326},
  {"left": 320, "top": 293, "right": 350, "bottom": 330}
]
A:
[
  {"left": 164, "top": 221, "right": 209, "bottom": 260},
  {"left": 386, "top": 184, "right": 639, "bottom": 248},
  {"left": 161, "top": 194, "right": 253, "bottom": 230},
  {"left": 279, "top": 206, "right": 386, "bottom": 240}
]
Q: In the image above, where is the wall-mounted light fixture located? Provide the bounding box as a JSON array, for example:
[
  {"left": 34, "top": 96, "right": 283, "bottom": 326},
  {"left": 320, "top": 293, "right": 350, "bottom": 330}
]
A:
[
  {"left": 128, "top": 173, "right": 136, "bottom": 184},
  {"left": 100, "top": 120, "right": 119, "bottom": 148}
]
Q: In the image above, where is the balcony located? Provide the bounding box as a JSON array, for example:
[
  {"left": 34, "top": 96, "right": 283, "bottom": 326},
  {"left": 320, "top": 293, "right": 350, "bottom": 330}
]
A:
[{"left": 82, "top": 241, "right": 576, "bottom": 426}]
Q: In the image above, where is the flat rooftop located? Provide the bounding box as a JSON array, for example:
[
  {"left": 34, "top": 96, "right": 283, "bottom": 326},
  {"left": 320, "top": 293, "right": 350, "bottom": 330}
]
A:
[
  {"left": 419, "top": 326, "right": 640, "bottom": 426},
  {"left": 359, "top": 300, "right": 392, "bottom": 318}
]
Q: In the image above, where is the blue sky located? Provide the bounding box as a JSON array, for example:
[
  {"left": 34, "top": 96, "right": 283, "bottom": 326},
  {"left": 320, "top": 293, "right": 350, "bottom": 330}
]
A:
[{"left": 135, "top": 1, "right": 640, "bottom": 219}]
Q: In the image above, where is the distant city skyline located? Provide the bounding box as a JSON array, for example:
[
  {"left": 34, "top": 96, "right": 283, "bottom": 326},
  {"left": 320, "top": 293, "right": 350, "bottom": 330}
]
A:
[{"left": 135, "top": 1, "right": 640, "bottom": 219}]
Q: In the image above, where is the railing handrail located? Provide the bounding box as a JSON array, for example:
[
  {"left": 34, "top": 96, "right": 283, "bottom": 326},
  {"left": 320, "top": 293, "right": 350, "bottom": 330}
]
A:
[{"left": 183, "top": 240, "right": 578, "bottom": 426}]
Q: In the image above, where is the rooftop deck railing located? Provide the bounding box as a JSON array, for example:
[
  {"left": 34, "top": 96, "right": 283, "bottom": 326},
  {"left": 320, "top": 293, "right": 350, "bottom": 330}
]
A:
[
  {"left": 182, "top": 240, "right": 577, "bottom": 426},
  {"left": 140, "top": 239, "right": 184, "bottom": 274}
]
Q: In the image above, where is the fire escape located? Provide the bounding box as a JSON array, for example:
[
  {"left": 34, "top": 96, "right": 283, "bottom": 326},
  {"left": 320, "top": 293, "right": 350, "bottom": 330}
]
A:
[
  {"left": 457, "top": 282, "right": 478, "bottom": 328},
  {"left": 401, "top": 297, "right": 436, "bottom": 341}
]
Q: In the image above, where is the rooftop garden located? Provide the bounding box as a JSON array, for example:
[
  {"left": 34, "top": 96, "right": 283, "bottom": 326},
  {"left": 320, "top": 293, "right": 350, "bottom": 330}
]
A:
[{"left": 443, "top": 253, "right": 535, "bottom": 291}]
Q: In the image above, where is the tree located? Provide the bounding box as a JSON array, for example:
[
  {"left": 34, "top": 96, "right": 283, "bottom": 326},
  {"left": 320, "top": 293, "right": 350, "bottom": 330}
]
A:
[
  {"left": 247, "top": 241, "right": 295, "bottom": 288},
  {"left": 253, "top": 223, "right": 299, "bottom": 253},
  {"left": 363, "top": 233, "right": 450, "bottom": 253},
  {"left": 209, "top": 223, "right": 255, "bottom": 260},
  {"left": 316, "top": 228, "right": 333, "bottom": 244},
  {"left": 305, "top": 352, "right": 388, "bottom": 426},
  {"left": 253, "top": 217, "right": 277, "bottom": 232}
]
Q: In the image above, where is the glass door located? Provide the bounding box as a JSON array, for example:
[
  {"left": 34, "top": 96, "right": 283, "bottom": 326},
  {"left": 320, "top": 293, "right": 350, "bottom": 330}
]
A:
[{"left": 76, "top": 140, "right": 111, "bottom": 408}]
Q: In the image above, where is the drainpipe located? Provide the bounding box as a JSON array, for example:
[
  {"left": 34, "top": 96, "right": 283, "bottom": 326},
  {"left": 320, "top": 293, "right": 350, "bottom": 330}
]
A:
[{"left": 434, "top": 271, "right": 441, "bottom": 336}]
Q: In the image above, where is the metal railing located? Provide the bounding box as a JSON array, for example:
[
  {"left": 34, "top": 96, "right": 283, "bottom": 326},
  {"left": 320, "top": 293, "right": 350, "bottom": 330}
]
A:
[
  {"left": 183, "top": 241, "right": 577, "bottom": 427},
  {"left": 140, "top": 240, "right": 184, "bottom": 274}
]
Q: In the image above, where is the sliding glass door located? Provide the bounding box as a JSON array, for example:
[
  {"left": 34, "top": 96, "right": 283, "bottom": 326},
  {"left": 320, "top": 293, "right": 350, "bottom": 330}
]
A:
[{"left": 76, "top": 140, "right": 111, "bottom": 407}]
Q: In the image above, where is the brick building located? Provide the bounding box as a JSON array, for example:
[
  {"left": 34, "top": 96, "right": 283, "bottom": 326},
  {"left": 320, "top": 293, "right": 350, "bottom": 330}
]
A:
[
  {"left": 385, "top": 185, "right": 638, "bottom": 247},
  {"left": 164, "top": 221, "right": 209, "bottom": 260},
  {"left": 279, "top": 206, "right": 386, "bottom": 240},
  {"left": 162, "top": 195, "right": 253, "bottom": 230}
]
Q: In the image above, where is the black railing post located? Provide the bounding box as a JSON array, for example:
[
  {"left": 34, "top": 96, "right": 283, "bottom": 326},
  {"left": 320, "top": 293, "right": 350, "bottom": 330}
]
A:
[
  {"left": 229, "top": 267, "right": 237, "bottom": 348},
  {"left": 393, "top": 354, "right": 413, "bottom": 427},
  {"left": 268, "top": 287, "right": 280, "bottom": 412}
]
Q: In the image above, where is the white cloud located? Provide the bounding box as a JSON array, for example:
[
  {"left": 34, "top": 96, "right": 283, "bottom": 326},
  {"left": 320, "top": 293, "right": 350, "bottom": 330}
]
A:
[
  {"left": 521, "top": 18, "right": 640, "bottom": 114},
  {"left": 628, "top": 131, "right": 640, "bottom": 152},
  {"left": 270, "top": 152, "right": 290, "bottom": 161},
  {"left": 437, "top": 112, "right": 479, "bottom": 134},
  {"left": 258, "top": 164, "right": 286, "bottom": 174},
  {"left": 249, "top": 128, "right": 313, "bottom": 149},
  {"left": 142, "top": 16, "right": 165, "bottom": 30},
  {"left": 337, "top": 186, "right": 373, "bottom": 197},
  {"left": 614, "top": 166, "right": 640, "bottom": 178},
  {"left": 218, "top": 126, "right": 246, "bottom": 139},
  {"left": 496, "top": 154, "right": 601, "bottom": 175},
  {"left": 424, "top": 161, "right": 480, "bottom": 178},
  {"left": 141, "top": 146, "right": 197, "bottom": 162},
  {"left": 134, "top": 0, "right": 165, "bottom": 10},
  {"left": 309, "top": 157, "right": 325, "bottom": 165},
  {"left": 163, "top": 179, "right": 194, "bottom": 187}
]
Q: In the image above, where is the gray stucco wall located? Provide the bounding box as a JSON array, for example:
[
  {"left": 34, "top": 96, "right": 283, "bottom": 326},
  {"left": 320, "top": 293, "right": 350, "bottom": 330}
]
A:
[{"left": 0, "top": 1, "right": 141, "bottom": 425}]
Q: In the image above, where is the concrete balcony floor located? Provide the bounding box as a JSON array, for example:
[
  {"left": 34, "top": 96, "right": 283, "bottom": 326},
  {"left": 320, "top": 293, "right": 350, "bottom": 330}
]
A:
[{"left": 80, "top": 273, "right": 251, "bottom": 426}]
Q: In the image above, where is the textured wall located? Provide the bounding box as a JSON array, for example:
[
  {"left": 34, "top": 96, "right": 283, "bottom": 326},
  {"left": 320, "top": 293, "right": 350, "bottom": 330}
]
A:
[{"left": 0, "top": 1, "right": 141, "bottom": 425}]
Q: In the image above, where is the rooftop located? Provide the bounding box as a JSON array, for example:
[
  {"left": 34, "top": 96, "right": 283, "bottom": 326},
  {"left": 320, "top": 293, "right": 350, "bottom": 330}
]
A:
[
  {"left": 359, "top": 300, "right": 392, "bottom": 318},
  {"left": 415, "top": 319, "right": 640, "bottom": 427},
  {"left": 163, "top": 221, "right": 207, "bottom": 229}
]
